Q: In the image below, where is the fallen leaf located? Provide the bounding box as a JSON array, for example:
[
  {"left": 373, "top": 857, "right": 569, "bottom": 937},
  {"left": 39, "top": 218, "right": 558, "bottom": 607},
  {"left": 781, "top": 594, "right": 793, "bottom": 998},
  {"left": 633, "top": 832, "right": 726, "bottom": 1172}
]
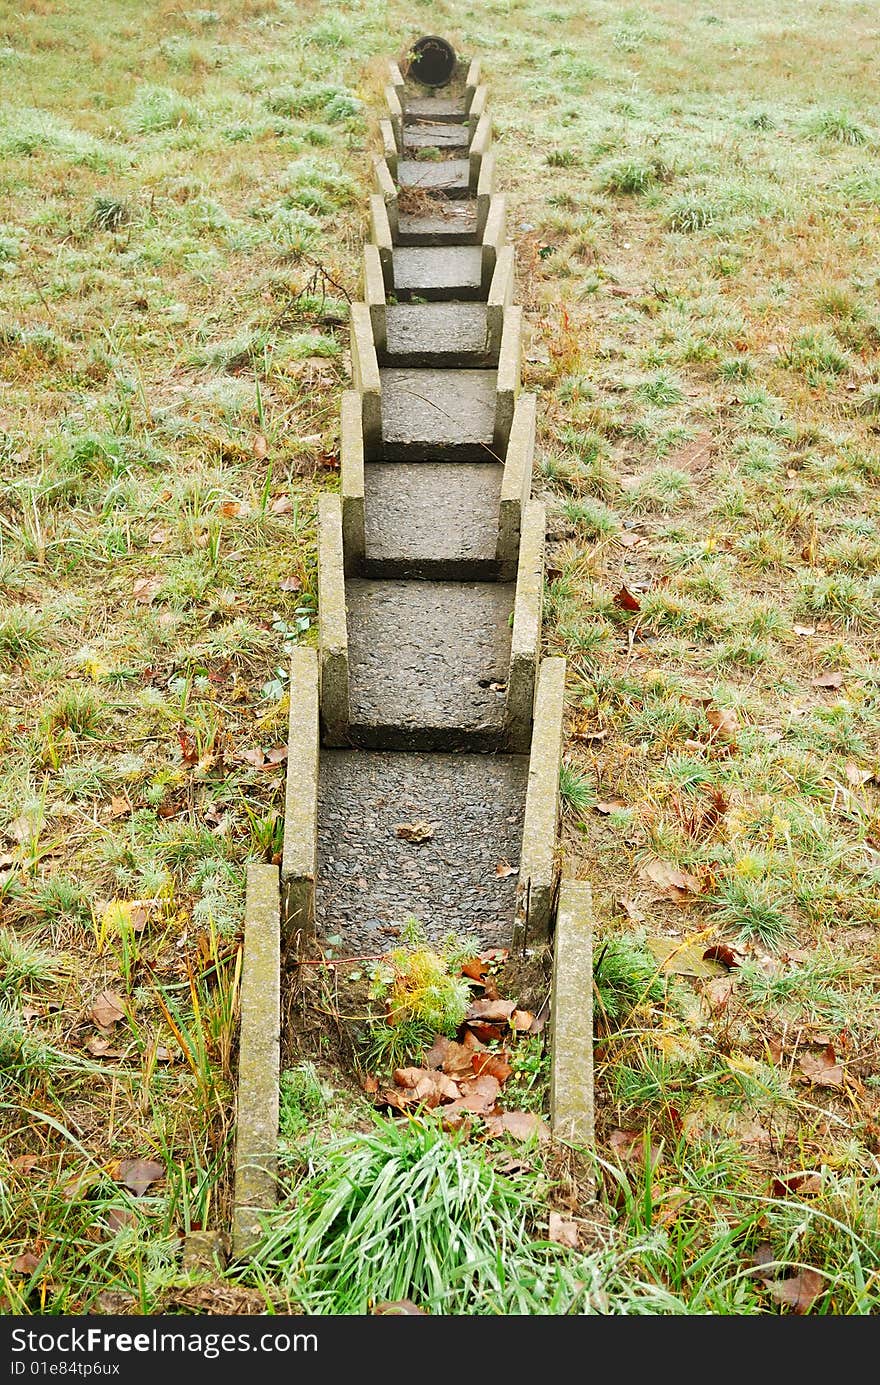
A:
[
  {"left": 618, "top": 896, "right": 645, "bottom": 922},
  {"left": 771, "top": 1173, "right": 822, "bottom": 1198},
  {"left": 219, "top": 501, "right": 241, "bottom": 518},
  {"left": 613, "top": 584, "right": 641, "bottom": 612},
  {"left": 62, "top": 1168, "right": 104, "bottom": 1202},
  {"left": 799, "top": 1045, "right": 843, "bottom": 1088},
  {"left": 766, "top": 1269, "right": 825, "bottom": 1314},
  {"left": 793, "top": 624, "right": 816, "bottom": 637},
  {"left": 484, "top": 1111, "right": 550, "bottom": 1142},
  {"left": 132, "top": 576, "right": 161, "bottom": 604},
  {"left": 617, "top": 530, "right": 644, "bottom": 549},
  {"left": 90, "top": 990, "right": 126, "bottom": 1029},
  {"left": 845, "top": 762, "right": 872, "bottom": 787},
  {"left": 444, "top": 1073, "right": 500, "bottom": 1115},
  {"left": 811, "top": 671, "right": 843, "bottom": 690},
  {"left": 117, "top": 1159, "right": 164, "bottom": 1197},
  {"left": 461, "top": 957, "right": 489, "bottom": 983},
  {"left": 424, "top": 1035, "right": 452, "bottom": 1069},
  {"left": 279, "top": 576, "right": 301, "bottom": 593},
  {"left": 511, "top": 1009, "right": 534, "bottom": 1032},
  {"left": 609, "top": 1128, "right": 663, "bottom": 1170},
  {"left": 177, "top": 727, "right": 198, "bottom": 766},
  {"left": 706, "top": 706, "right": 739, "bottom": 741},
  {"left": 395, "top": 820, "right": 435, "bottom": 844},
  {"left": 703, "top": 976, "right": 733, "bottom": 1012},
  {"left": 105, "top": 1208, "right": 136, "bottom": 1232},
  {"left": 85, "top": 1036, "right": 122, "bottom": 1059},
  {"left": 548, "top": 1212, "right": 579, "bottom": 1249},
  {"left": 702, "top": 942, "right": 744, "bottom": 969},
  {"left": 107, "top": 795, "right": 131, "bottom": 820},
  {"left": 270, "top": 494, "right": 293, "bottom": 514},
  {"left": 471, "top": 1051, "right": 513, "bottom": 1083},
  {"left": 647, "top": 937, "right": 725, "bottom": 978},
  {"left": 594, "top": 798, "right": 626, "bottom": 815},
  {"left": 495, "top": 859, "right": 517, "bottom": 877},
  {"left": 440, "top": 1040, "right": 478, "bottom": 1080},
  {"left": 466, "top": 998, "right": 517, "bottom": 1023},
  {"left": 253, "top": 433, "right": 268, "bottom": 460},
  {"left": 373, "top": 1300, "right": 428, "bottom": 1315},
  {"left": 13, "top": 1250, "right": 40, "bottom": 1274},
  {"left": 362, "top": 1074, "right": 379, "bottom": 1094},
  {"left": 639, "top": 858, "right": 701, "bottom": 898}
]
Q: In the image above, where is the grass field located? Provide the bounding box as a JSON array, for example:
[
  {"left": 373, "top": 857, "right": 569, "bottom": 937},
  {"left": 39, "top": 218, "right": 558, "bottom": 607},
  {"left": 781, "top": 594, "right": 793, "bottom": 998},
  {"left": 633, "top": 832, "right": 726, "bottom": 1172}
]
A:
[{"left": 1, "top": 0, "right": 878, "bottom": 1314}]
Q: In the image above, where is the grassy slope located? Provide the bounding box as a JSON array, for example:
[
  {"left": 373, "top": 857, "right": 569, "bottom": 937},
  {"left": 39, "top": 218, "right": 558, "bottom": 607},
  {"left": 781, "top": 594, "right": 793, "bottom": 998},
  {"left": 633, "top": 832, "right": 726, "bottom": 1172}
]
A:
[{"left": 1, "top": 0, "right": 878, "bottom": 1313}]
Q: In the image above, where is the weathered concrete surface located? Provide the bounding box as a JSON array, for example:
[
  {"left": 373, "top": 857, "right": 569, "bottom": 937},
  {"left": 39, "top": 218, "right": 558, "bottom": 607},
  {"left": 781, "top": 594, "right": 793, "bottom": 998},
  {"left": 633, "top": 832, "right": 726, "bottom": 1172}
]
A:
[
  {"left": 487, "top": 244, "right": 514, "bottom": 353},
  {"left": 515, "top": 657, "right": 566, "bottom": 947},
  {"left": 494, "top": 305, "right": 522, "bottom": 449},
  {"left": 403, "top": 121, "right": 470, "bottom": 150},
  {"left": 468, "top": 83, "right": 489, "bottom": 136},
  {"left": 281, "top": 647, "right": 319, "bottom": 945},
  {"left": 497, "top": 393, "right": 537, "bottom": 578},
  {"left": 476, "top": 149, "right": 496, "bottom": 236},
  {"left": 316, "top": 749, "right": 527, "bottom": 951},
  {"left": 383, "top": 303, "right": 493, "bottom": 367},
  {"left": 363, "top": 461, "right": 502, "bottom": 578},
  {"left": 340, "top": 391, "right": 365, "bottom": 574},
  {"left": 404, "top": 96, "right": 468, "bottom": 122},
  {"left": 481, "top": 193, "right": 507, "bottom": 291},
  {"left": 397, "top": 201, "right": 479, "bottom": 246},
  {"left": 464, "top": 57, "right": 482, "bottom": 108},
  {"left": 392, "top": 245, "right": 483, "bottom": 299},
  {"left": 397, "top": 158, "right": 471, "bottom": 197},
  {"left": 372, "top": 156, "right": 399, "bottom": 238},
  {"left": 350, "top": 302, "right": 381, "bottom": 452},
  {"left": 182, "top": 1230, "right": 228, "bottom": 1275},
  {"left": 469, "top": 109, "right": 493, "bottom": 192},
  {"left": 380, "top": 118, "right": 398, "bottom": 177},
  {"left": 362, "top": 245, "right": 387, "bottom": 354},
  {"left": 317, "top": 495, "right": 349, "bottom": 746},
  {"left": 232, "top": 863, "right": 280, "bottom": 1258},
  {"left": 550, "top": 879, "right": 595, "bottom": 1146},
  {"left": 380, "top": 367, "right": 498, "bottom": 460},
  {"left": 369, "top": 194, "right": 394, "bottom": 288},
  {"left": 507, "top": 500, "right": 545, "bottom": 752},
  {"left": 345, "top": 577, "right": 514, "bottom": 750},
  {"left": 384, "top": 82, "right": 403, "bottom": 145}
]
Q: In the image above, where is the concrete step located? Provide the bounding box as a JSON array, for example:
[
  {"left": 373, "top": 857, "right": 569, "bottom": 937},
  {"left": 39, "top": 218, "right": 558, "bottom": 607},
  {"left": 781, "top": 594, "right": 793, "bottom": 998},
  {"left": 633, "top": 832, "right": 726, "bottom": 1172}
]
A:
[
  {"left": 382, "top": 303, "right": 494, "bottom": 367},
  {"left": 403, "top": 122, "right": 470, "bottom": 152},
  {"left": 379, "top": 367, "right": 498, "bottom": 460},
  {"left": 392, "top": 246, "right": 484, "bottom": 300},
  {"left": 403, "top": 97, "right": 468, "bottom": 123},
  {"left": 397, "top": 158, "right": 470, "bottom": 198},
  {"left": 363, "top": 462, "right": 502, "bottom": 578},
  {"left": 396, "top": 200, "right": 480, "bottom": 246},
  {"left": 316, "top": 749, "right": 527, "bottom": 951},
  {"left": 345, "top": 577, "right": 514, "bottom": 750}
]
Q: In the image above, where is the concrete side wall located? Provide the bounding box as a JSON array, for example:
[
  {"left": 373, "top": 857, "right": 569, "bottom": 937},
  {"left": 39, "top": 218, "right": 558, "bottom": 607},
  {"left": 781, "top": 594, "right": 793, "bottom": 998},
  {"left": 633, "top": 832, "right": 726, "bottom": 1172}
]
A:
[
  {"left": 487, "top": 243, "right": 514, "bottom": 354},
  {"left": 340, "top": 390, "right": 365, "bottom": 574},
  {"left": 232, "top": 863, "right": 281, "bottom": 1256},
  {"left": 497, "top": 392, "right": 536, "bottom": 578},
  {"left": 494, "top": 304, "right": 522, "bottom": 449},
  {"left": 481, "top": 193, "right": 507, "bottom": 292},
  {"left": 369, "top": 194, "right": 394, "bottom": 289},
  {"left": 349, "top": 301, "right": 382, "bottom": 452},
  {"left": 362, "top": 245, "right": 387, "bottom": 354},
  {"left": 550, "top": 878, "right": 595, "bottom": 1147},
  {"left": 506, "top": 499, "right": 545, "bottom": 751},
  {"left": 280, "top": 648, "right": 319, "bottom": 945},
  {"left": 317, "top": 494, "right": 349, "bottom": 745},
  {"left": 515, "top": 656, "right": 566, "bottom": 946},
  {"left": 469, "top": 109, "right": 493, "bottom": 193}
]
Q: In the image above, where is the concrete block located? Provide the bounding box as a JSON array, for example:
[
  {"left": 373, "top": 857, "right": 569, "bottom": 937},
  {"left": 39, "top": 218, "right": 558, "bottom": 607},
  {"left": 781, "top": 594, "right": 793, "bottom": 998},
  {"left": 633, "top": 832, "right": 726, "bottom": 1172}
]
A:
[
  {"left": 340, "top": 390, "right": 365, "bottom": 574},
  {"left": 372, "top": 156, "right": 399, "bottom": 238},
  {"left": 515, "top": 656, "right": 566, "bottom": 947},
  {"left": 362, "top": 245, "right": 387, "bottom": 354},
  {"left": 379, "top": 117, "right": 398, "bottom": 177},
  {"left": 232, "top": 863, "right": 280, "bottom": 1257},
  {"left": 506, "top": 500, "right": 545, "bottom": 751},
  {"left": 383, "top": 83, "right": 403, "bottom": 146},
  {"left": 182, "top": 1230, "right": 228, "bottom": 1275},
  {"left": 550, "top": 879, "right": 595, "bottom": 1146},
  {"left": 369, "top": 194, "right": 394, "bottom": 289},
  {"left": 469, "top": 109, "right": 493, "bottom": 193},
  {"left": 497, "top": 392, "right": 536, "bottom": 578},
  {"left": 349, "top": 302, "right": 382, "bottom": 452},
  {"left": 469, "top": 82, "right": 489, "bottom": 136},
  {"left": 465, "top": 57, "right": 482, "bottom": 111},
  {"left": 494, "top": 304, "right": 522, "bottom": 449},
  {"left": 481, "top": 193, "right": 507, "bottom": 291},
  {"left": 476, "top": 149, "right": 496, "bottom": 237},
  {"left": 281, "top": 647, "right": 319, "bottom": 945},
  {"left": 318, "top": 494, "right": 349, "bottom": 745},
  {"left": 487, "top": 243, "right": 514, "bottom": 354}
]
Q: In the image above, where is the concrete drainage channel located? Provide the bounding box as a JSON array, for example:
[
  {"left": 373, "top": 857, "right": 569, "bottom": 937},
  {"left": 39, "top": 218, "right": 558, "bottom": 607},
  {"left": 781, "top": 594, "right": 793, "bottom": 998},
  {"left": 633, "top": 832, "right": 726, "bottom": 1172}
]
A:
[{"left": 228, "top": 40, "right": 595, "bottom": 1260}]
